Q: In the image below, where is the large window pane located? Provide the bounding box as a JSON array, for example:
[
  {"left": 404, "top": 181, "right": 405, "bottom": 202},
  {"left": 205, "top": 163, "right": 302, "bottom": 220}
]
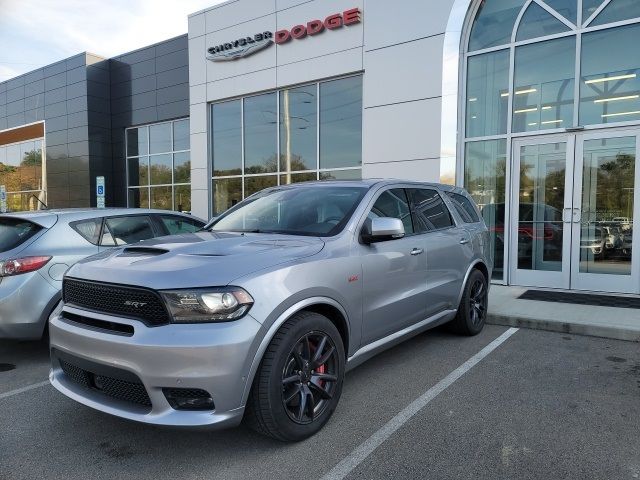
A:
[
  {"left": 582, "top": 0, "right": 604, "bottom": 24},
  {"left": 246, "top": 175, "right": 278, "bottom": 197},
  {"left": 245, "top": 93, "right": 277, "bottom": 174},
  {"left": 319, "top": 76, "right": 362, "bottom": 169},
  {"left": 464, "top": 140, "right": 507, "bottom": 280},
  {"left": 580, "top": 24, "right": 640, "bottom": 125},
  {"left": 150, "top": 186, "right": 173, "bottom": 210},
  {"left": 128, "top": 187, "right": 149, "bottom": 208},
  {"left": 212, "top": 100, "right": 242, "bottom": 176},
  {"left": 174, "top": 151, "right": 190, "bottom": 183},
  {"left": 515, "top": 2, "right": 570, "bottom": 41},
  {"left": 280, "top": 85, "right": 317, "bottom": 172},
  {"left": 128, "top": 157, "right": 149, "bottom": 186},
  {"left": 127, "top": 127, "right": 148, "bottom": 156},
  {"left": 173, "top": 119, "right": 190, "bottom": 151},
  {"left": 591, "top": 0, "right": 640, "bottom": 26},
  {"left": 174, "top": 185, "right": 191, "bottom": 213},
  {"left": 544, "top": 0, "right": 578, "bottom": 24},
  {"left": 280, "top": 172, "right": 316, "bottom": 185},
  {"left": 319, "top": 169, "right": 362, "bottom": 180},
  {"left": 213, "top": 177, "right": 242, "bottom": 215},
  {"left": 149, "top": 154, "right": 172, "bottom": 185},
  {"left": 468, "top": 0, "right": 525, "bottom": 51},
  {"left": 513, "top": 36, "right": 575, "bottom": 132},
  {"left": 149, "top": 123, "right": 172, "bottom": 154},
  {"left": 466, "top": 49, "right": 509, "bottom": 137}
]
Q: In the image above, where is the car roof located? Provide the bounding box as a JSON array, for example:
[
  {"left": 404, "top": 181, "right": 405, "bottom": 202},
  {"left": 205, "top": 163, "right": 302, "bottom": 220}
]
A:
[
  {"left": 262, "top": 178, "right": 467, "bottom": 192},
  {"left": 0, "top": 208, "right": 203, "bottom": 228}
]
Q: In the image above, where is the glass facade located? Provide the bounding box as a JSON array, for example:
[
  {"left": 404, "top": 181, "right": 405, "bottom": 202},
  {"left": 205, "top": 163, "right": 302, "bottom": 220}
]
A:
[
  {"left": 126, "top": 119, "right": 191, "bottom": 212},
  {"left": 463, "top": 0, "right": 640, "bottom": 281},
  {"left": 211, "top": 75, "right": 363, "bottom": 215},
  {"left": 0, "top": 138, "right": 45, "bottom": 211}
]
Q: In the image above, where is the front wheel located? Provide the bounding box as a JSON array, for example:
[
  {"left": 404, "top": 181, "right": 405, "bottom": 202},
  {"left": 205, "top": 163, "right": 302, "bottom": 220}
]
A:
[
  {"left": 245, "top": 311, "right": 345, "bottom": 441},
  {"left": 449, "top": 269, "right": 488, "bottom": 336}
]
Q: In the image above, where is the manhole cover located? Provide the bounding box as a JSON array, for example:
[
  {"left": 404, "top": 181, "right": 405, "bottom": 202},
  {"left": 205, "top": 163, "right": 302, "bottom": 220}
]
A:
[{"left": 0, "top": 363, "right": 16, "bottom": 372}]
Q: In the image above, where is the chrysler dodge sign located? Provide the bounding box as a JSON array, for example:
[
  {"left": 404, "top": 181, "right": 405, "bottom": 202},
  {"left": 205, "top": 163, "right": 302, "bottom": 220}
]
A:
[{"left": 206, "top": 8, "right": 361, "bottom": 62}]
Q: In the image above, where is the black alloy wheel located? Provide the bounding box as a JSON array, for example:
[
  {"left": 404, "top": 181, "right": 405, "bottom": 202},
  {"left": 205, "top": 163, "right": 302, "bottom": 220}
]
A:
[
  {"left": 245, "top": 311, "right": 345, "bottom": 442},
  {"left": 449, "top": 269, "right": 488, "bottom": 336},
  {"left": 281, "top": 332, "right": 338, "bottom": 425},
  {"left": 468, "top": 276, "right": 487, "bottom": 328}
]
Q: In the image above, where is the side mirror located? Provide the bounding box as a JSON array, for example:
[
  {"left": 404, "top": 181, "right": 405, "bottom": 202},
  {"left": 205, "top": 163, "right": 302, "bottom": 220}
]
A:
[{"left": 361, "top": 217, "right": 405, "bottom": 244}]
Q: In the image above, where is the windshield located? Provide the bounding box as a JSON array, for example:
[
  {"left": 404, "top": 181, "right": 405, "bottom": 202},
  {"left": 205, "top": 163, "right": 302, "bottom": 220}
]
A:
[
  {"left": 209, "top": 186, "right": 368, "bottom": 236},
  {"left": 0, "top": 217, "right": 43, "bottom": 253}
]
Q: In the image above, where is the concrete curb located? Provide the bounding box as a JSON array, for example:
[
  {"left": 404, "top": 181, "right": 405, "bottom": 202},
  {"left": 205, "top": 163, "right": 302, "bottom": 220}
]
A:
[{"left": 487, "top": 313, "right": 640, "bottom": 343}]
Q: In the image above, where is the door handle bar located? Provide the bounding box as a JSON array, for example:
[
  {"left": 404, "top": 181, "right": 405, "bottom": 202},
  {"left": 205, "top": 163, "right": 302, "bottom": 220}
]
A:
[
  {"left": 410, "top": 248, "right": 424, "bottom": 255},
  {"left": 459, "top": 239, "right": 470, "bottom": 245}
]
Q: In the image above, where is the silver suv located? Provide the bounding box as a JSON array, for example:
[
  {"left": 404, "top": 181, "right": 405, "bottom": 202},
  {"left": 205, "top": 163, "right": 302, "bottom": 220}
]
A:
[{"left": 49, "top": 180, "right": 491, "bottom": 441}]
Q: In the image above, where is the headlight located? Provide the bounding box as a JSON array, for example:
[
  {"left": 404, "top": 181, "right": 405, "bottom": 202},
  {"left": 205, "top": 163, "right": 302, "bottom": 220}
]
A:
[{"left": 160, "top": 287, "right": 254, "bottom": 323}]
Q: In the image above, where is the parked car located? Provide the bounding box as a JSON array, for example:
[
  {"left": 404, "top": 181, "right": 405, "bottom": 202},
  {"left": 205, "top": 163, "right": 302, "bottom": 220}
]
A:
[
  {"left": 49, "top": 180, "right": 491, "bottom": 441},
  {"left": 0, "top": 208, "right": 205, "bottom": 340}
]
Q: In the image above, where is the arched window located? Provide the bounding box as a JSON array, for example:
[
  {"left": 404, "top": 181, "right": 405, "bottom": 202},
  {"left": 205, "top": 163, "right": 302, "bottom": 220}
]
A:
[{"left": 461, "top": 0, "right": 640, "bottom": 280}]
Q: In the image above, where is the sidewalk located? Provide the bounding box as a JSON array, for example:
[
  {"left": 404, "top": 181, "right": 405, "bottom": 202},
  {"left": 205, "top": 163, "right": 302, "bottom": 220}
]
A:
[{"left": 487, "top": 285, "right": 640, "bottom": 342}]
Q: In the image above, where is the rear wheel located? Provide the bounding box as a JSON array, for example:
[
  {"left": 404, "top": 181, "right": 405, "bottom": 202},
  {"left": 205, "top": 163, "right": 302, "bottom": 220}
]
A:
[
  {"left": 245, "top": 311, "right": 345, "bottom": 441},
  {"left": 449, "top": 269, "right": 488, "bottom": 336}
]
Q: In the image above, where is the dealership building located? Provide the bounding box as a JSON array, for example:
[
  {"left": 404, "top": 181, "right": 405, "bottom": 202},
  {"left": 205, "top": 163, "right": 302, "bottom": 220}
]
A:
[{"left": 1, "top": 0, "right": 640, "bottom": 294}]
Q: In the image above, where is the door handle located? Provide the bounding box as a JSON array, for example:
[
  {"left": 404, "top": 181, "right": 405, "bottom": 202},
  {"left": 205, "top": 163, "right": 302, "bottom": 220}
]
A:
[
  {"left": 459, "top": 239, "right": 470, "bottom": 245},
  {"left": 410, "top": 248, "right": 424, "bottom": 255},
  {"left": 572, "top": 208, "right": 582, "bottom": 223}
]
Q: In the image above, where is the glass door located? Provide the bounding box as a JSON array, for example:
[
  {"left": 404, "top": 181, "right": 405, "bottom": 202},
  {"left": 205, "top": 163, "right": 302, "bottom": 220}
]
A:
[
  {"left": 510, "top": 135, "right": 573, "bottom": 289},
  {"left": 571, "top": 129, "right": 640, "bottom": 293}
]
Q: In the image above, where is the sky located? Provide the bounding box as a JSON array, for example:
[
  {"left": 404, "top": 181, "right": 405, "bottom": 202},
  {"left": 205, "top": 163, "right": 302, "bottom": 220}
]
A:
[{"left": 0, "top": 0, "right": 225, "bottom": 82}]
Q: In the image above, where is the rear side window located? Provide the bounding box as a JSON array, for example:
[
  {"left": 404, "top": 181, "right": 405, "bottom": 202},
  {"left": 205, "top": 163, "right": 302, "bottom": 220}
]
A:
[
  {"left": 103, "top": 216, "right": 155, "bottom": 246},
  {"left": 368, "top": 189, "right": 414, "bottom": 234},
  {"left": 70, "top": 218, "right": 102, "bottom": 245},
  {"left": 0, "top": 218, "right": 42, "bottom": 252},
  {"left": 446, "top": 192, "right": 480, "bottom": 223},
  {"left": 159, "top": 215, "right": 202, "bottom": 235},
  {"left": 408, "top": 189, "right": 453, "bottom": 232}
]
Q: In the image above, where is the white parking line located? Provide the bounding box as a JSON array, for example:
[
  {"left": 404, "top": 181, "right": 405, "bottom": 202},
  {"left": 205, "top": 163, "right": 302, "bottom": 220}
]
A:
[
  {"left": 0, "top": 380, "right": 50, "bottom": 401},
  {"left": 320, "top": 327, "right": 520, "bottom": 480}
]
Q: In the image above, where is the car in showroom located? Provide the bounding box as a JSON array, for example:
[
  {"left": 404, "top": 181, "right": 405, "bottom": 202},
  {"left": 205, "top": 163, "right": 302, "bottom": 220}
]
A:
[
  {"left": 0, "top": 208, "right": 205, "bottom": 340},
  {"left": 49, "top": 180, "right": 491, "bottom": 441}
]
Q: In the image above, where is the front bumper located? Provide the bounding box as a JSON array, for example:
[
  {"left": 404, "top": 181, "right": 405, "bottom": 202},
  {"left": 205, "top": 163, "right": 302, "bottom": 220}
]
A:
[
  {"left": 49, "top": 305, "right": 262, "bottom": 428},
  {"left": 0, "top": 272, "right": 59, "bottom": 340}
]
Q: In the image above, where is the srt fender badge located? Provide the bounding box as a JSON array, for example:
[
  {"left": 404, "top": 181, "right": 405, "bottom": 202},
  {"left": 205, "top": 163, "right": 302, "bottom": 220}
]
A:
[{"left": 348, "top": 275, "right": 359, "bottom": 283}]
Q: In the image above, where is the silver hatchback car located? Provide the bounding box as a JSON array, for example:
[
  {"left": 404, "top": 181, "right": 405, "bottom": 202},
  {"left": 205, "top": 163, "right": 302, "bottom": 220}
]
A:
[
  {"left": 0, "top": 208, "right": 205, "bottom": 340},
  {"left": 49, "top": 180, "right": 491, "bottom": 441}
]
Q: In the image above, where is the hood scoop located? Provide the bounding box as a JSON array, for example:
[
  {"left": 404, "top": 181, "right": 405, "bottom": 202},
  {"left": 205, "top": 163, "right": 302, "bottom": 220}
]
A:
[{"left": 119, "top": 246, "right": 169, "bottom": 257}]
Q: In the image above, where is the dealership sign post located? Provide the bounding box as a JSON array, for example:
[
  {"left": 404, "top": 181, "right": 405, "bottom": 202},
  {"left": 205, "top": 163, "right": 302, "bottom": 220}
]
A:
[
  {"left": 206, "top": 8, "right": 361, "bottom": 62},
  {"left": 96, "top": 176, "right": 105, "bottom": 209},
  {"left": 0, "top": 185, "right": 6, "bottom": 213}
]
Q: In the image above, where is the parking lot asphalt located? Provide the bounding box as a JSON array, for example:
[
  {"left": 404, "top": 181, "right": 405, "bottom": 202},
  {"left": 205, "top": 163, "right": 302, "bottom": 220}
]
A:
[{"left": 1, "top": 325, "right": 639, "bottom": 480}]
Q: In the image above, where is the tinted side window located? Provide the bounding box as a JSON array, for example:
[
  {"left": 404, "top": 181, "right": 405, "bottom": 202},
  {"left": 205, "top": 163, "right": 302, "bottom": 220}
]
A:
[
  {"left": 368, "top": 189, "right": 414, "bottom": 234},
  {"left": 104, "top": 216, "right": 155, "bottom": 245},
  {"left": 0, "top": 218, "right": 42, "bottom": 252},
  {"left": 70, "top": 218, "right": 102, "bottom": 245},
  {"left": 446, "top": 192, "right": 480, "bottom": 223},
  {"left": 160, "top": 215, "right": 202, "bottom": 235},
  {"left": 408, "top": 189, "right": 453, "bottom": 232}
]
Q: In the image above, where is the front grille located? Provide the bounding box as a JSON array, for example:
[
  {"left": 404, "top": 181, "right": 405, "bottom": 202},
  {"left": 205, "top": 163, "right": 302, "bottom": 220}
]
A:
[
  {"left": 59, "top": 358, "right": 152, "bottom": 408},
  {"left": 63, "top": 278, "right": 170, "bottom": 326}
]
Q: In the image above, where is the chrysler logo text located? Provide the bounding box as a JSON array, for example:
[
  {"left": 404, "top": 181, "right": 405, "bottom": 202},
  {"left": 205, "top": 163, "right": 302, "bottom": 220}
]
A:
[
  {"left": 206, "top": 32, "right": 274, "bottom": 62},
  {"left": 205, "top": 8, "right": 361, "bottom": 62}
]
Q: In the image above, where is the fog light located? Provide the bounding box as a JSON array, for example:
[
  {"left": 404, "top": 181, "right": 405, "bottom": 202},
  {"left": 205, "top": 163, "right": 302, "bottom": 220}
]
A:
[{"left": 162, "top": 388, "right": 215, "bottom": 411}]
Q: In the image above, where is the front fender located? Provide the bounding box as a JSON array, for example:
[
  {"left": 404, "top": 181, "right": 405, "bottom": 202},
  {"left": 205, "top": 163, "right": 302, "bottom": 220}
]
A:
[{"left": 239, "top": 296, "right": 350, "bottom": 408}]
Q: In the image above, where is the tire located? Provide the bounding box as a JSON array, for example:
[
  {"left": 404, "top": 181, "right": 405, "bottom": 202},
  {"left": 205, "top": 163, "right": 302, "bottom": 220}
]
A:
[
  {"left": 449, "top": 269, "right": 488, "bottom": 336},
  {"left": 245, "top": 311, "right": 345, "bottom": 442}
]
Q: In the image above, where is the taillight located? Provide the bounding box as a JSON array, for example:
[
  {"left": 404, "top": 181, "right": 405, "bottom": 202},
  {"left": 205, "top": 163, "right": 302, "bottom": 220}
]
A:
[{"left": 0, "top": 256, "right": 52, "bottom": 277}]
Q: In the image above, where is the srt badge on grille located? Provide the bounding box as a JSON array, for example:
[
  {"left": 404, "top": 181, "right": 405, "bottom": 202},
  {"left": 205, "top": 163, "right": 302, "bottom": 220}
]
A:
[{"left": 124, "top": 300, "right": 147, "bottom": 308}]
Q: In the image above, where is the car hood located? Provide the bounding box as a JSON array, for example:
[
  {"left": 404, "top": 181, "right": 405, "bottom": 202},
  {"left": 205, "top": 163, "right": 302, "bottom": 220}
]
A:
[{"left": 66, "top": 231, "right": 325, "bottom": 290}]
